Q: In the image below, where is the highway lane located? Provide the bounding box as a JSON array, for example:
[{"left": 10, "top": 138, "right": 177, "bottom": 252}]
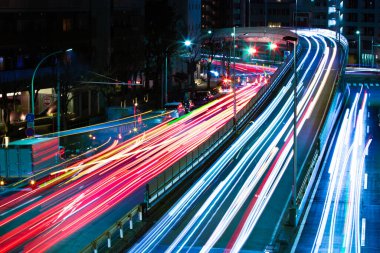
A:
[
  {"left": 130, "top": 30, "right": 345, "bottom": 252},
  {"left": 294, "top": 84, "right": 380, "bottom": 252},
  {"left": 0, "top": 65, "right": 267, "bottom": 252}
]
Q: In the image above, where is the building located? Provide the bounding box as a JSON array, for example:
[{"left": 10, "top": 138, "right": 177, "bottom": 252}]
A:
[
  {"left": 0, "top": 0, "right": 147, "bottom": 139},
  {"left": 201, "top": 0, "right": 380, "bottom": 66}
]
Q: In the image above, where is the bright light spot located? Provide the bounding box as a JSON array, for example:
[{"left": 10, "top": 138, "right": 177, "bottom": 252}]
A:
[
  {"left": 210, "top": 70, "right": 219, "bottom": 77},
  {"left": 184, "top": 40, "right": 192, "bottom": 47},
  {"left": 269, "top": 43, "right": 278, "bottom": 50},
  {"left": 248, "top": 47, "right": 257, "bottom": 55}
]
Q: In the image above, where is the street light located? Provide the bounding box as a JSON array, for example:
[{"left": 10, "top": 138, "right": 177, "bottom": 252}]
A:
[
  {"left": 30, "top": 48, "right": 72, "bottom": 137},
  {"left": 184, "top": 40, "right": 192, "bottom": 47},
  {"left": 248, "top": 0, "right": 251, "bottom": 27},
  {"left": 232, "top": 26, "right": 237, "bottom": 132},
  {"left": 356, "top": 30, "right": 361, "bottom": 67},
  {"left": 163, "top": 40, "right": 191, "bottom": 107},
  {"left": 283, "top": 35, "right": 298, "bottom": 227}
]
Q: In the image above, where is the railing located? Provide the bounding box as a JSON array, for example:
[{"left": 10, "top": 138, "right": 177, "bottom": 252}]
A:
[
  {"left": 146, "top": 44, "right": 299, "bottom": 207},
  {"left": 80, "top": 34, "right": 301, "bottom": 253},
  {"left": 80, "top": 204, "right": 145, "bottom": 253}
]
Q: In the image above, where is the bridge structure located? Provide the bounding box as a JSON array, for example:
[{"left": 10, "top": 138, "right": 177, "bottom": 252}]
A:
[{"left": 0, "top": 27, "right": 350, "bottom": 253}]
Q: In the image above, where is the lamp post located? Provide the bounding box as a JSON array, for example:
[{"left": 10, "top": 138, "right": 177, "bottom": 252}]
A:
[
  {"left": 248, "top": 0, "right": 251, "bottom": 27},
  {"left": 30, "top": 48, "right": 72, "bottom": 136},
  {"left": 356, "top": 30, "right": 361, "bottom": 67},
  {"left": 163, "top": 40, "right": 190, "bottom": 108},
  {"left": 232, "top": 26, "right": 237, "bottom": 132},
  {"left": 283, "top": 35, "right": 298, "bottom": 227}
]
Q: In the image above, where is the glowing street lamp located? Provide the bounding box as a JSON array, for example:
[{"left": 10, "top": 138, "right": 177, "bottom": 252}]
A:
[{"left": 184, "top": 40, "right": 192, "bottom": 47}]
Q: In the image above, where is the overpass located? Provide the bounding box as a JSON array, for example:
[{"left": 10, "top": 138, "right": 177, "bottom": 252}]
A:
[
  {"left": 0, "top": 28, "right": 348, "bottom": 252},
  {"left": 129, "top": 28, "right": 348, "bottom": 252}
]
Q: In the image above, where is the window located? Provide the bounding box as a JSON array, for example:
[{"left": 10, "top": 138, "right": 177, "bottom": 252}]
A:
[
  {"left": 347, "top": 13, "right": 358, "bottom": 22},
  {"left": 0, "top": 57, "right": 4, "bottom": 71},
  {"left": 62, "top": 18, "right": 73, "bottom": 32},
  {"left": 347, "top": 0, "right": 358, "bottom": 8},
  {"left": 365, "top": 0, "right": 374, "bottom": 8},
  {"left": 364, "top": 27, "right": 374, "bottom": 36},
  {"left": 363, "top": 14, "right": 374, "bottom": 22}
]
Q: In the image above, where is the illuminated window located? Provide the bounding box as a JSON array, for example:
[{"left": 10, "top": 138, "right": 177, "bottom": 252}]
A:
[
  {"left": 0, "top": 57, "right": 4, "bottom": 71},
  {"left": 62, "top": 18, "right": 73, "bottom": 32}
]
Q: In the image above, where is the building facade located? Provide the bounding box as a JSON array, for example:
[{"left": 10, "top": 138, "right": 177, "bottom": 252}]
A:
[
  {"left": 0, "top": 0, "right": 147, "bottom": 138},
  {"left": 201, "top": 0, "right": 380, "bottom": 66}
]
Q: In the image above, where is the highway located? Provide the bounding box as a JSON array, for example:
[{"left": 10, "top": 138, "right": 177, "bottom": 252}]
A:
[
  {"left": 0, "top": 65, "right": 266, "bottom": 252},
  {"left": 130, "top": 29, "right": 345, "bottom": 252},
  {"left": 293, "top": 83, "right": 380, "bottom": 252}
]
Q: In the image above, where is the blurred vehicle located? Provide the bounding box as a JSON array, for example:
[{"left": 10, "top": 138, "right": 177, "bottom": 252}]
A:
[
  {"left": 164, "top": 102, "right": 186, "bottom": 118},
  {"left": 192, "top": 90, "right": 214, "bottom": 106},
  {"left": 183, "top": 100, "right": 195, "bottom": 113}
]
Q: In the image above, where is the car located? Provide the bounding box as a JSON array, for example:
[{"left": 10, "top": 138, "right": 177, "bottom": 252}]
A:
[
  {"left": 164, "top": 102, "right": 186, "bottom": 118},
  {"left": 191, "top": 90, "right": 214, "bottom": 106},
  {"left": 183, "top": 100, "right": 195, "bottom": 113}
]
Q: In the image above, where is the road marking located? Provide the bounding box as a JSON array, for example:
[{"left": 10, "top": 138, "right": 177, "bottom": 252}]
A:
[
  {"left": 368, "top": 112, "right": 370, "bottom": 118},
  {"left": 370, "top": 83, "right": 373, "bottom": 86},
  {"left": 367, "top": 125, "right": 369, "bottom": 134},
  {"left": 364, "top": 173, "right": 368, "bottom": 190},
  {"left": 376, "top": 83, "right": 379, "bottom": 87},
  {"left": 361, "top": 218, "right": 366, "bottom": 247}
]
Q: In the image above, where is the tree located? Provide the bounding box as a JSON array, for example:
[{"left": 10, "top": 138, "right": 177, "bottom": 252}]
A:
[
  {"left": 202, "top": 33, "right": 223, "bottom": 90},
  {"left": 144, "top": 0, "right": 179, "bottom": 107}
]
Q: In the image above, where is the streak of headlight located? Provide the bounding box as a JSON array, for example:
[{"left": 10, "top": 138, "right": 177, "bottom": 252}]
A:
[{"left": 130, "top": 34, "right": 319, "bottom": 252}]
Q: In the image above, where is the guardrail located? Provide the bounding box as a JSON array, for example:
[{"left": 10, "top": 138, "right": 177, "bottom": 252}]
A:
[
  {"left": 80, "top": 204, "right": 145, "bottom": 253},
  {"left": 80, "top": 35, "right": 301, "bottom": 253},
  {"left": 146, "top": 42, "right": 300, "bottom": 207}
]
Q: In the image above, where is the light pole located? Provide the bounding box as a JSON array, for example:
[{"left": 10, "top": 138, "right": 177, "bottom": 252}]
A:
[
  {"left": 30, "top": 48, "right": 72, "bottom": 136},
  {"left": 372, "top": 37, "right": 374, "bottom": 68},
  {"left": 283, "top": 35, "right": 298, "bottom": 227},
  {"left": 133, "top": 98, "right": 138, "bottom": 131},
  {"left": 248, "top": 0, "right": 251, "bottom": 27},
  {"left": 356, "top": 30, "right": 361, "bottom": 67},
  {"left": 163, "top": 40, "right": 190, "bottom": 107},
  {"left": 232, "top": 27, "right": 237, "bottom": 132}
]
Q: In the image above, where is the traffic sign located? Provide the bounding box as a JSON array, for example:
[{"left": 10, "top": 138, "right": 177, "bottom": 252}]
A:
[
  {"left": 25, "top": 113, "right": 35, "bottom": 123},
  {"left": 25, "top": 128, "right": 35, "bottom": 137},
  {"left": 43, "top": 95, "right": 51, "bottom": 106}
]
